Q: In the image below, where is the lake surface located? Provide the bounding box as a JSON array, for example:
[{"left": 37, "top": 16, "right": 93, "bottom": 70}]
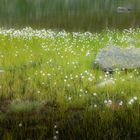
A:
[{"left": 0, "top": 0, "right": 140, "bottom": 32}]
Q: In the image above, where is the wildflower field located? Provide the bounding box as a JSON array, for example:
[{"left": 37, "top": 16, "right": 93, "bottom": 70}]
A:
[{"left": 0, "top": 28, "right": 140, "bottom": 140}]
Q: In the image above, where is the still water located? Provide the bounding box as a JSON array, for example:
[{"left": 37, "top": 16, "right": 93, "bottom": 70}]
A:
[{"left": 0, "top": 0, "right": 140, "bottom": 31}]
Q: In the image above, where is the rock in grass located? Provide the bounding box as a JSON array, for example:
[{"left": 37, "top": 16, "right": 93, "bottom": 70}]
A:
[
  {"left": 117, "top": 7, "right": 134, "bottom": 13},
  {"left": 96, "top": 79, "right": 115, "bottom": 87},
  {"left": 94, "top": 46, "right": 140, "bottom": 72}
]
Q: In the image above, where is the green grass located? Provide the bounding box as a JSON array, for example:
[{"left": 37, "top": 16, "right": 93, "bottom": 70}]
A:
[{"left": 1, "top": 27, "right": 140, "bottom": 139}]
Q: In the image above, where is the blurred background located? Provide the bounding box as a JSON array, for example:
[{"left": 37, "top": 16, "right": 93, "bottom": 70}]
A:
[{"left": 0, "top": 0, "right": 140, "bottom": 32}]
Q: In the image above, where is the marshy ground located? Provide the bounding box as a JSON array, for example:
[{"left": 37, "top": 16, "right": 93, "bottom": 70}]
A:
[{"left": 0, "top": 28, "right": 140, "bottom": 140}]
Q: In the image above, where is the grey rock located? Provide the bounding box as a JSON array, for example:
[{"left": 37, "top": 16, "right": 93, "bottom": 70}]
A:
[
  {"left": 94, "top": 46, "right": 140, "bottom": 71},
  {"left": 96, "top": 79, "right": 115, "bottom": 87},
  {"left": 117, "top": 7, "right": 134, "bottom": 13}
]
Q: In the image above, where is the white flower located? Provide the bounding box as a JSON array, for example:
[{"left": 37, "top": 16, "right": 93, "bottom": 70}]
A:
[
  {"left": 85, "top": 90, "right": 88, "bottom": 94},
  {"left": 53, "top": 136, "right": 58, "bottom": 140},
  {"left": 67, "top": 84, "right": 70, "bottom": 87},
  {"left": 110, "top": 77, "right": 113, "bottom": 80},
  {"left": 72, "top": 61, "right": 75, "bottom": 65},
  {"left": 40, "top": 70, "right": 43, "bottom": 74},
  {"left": 19, "top": 123, "right": 22, "bottom": 127},
  {"left": 80, "top": 89, "right": 83, "bottom": 92},
  {"left": 130, "top": 99, "right": 134, "bottom": 103},
  {"left": 108, "top": 100, "right": 112, "bottom": 105},
  {"left": 54, "top": 125, "right": 57, "bottom": 129},
  {"left": 128, "top": 98, "right": 134, "bottom": 105},
  {"left": 93, "top": 93, "right": 97, "bottom": 96},
  {"left": 86, "top": 51, "right": 90, "bottom": 57},
  {"left": 68, "top": 97, "right": 72, "bottom": 101},
  {"left": 133, "top": 96, "right": 137, "bottom": 101},
  {"left": 42, "top": 82, "right": 45, "bottom": 85},
  {"left": 94, "top": 104, "right": 97, "bottom": 108},
  {"left": 37, "top": 91, "right": 40, "bottom": 94},
  {"left": 56, "top": 130, "right": 59, "bottom": 134},
  {"left": 128, "top": 101, "right": 132, "bottom": 105},
  {"left": 99, "top": 76, "right": 102, "bottom": 79},
  {"left": 104, "top": 100, "right": 108, "bottom": 104},
  {"left": 88, "top": 77, "right": 92, "bottom": 81},
  {"left": 84, "top": 70, "right": 88, "bottom": 73},
  {"left": 119, "top": 101, "right": 123, "bottom": 106},
  {"left": 27, "top": 77, "right": 31, "bottom": 80},
  {"left": 129, "top": 75, "right": 133, "bottom": 79},
  {"left": 42, "top": 73, "right": 45, "bottom": 76},
  {"left": 70, "top": 77, "right": 73, "bottom": 80},
  {"left": 47, "top": 73, "right": 51, "bottom": 76},
  {"left": 106, "top": 71, "right": 109, "bottom": 74},
  {"left": 81, "top": 76, "right": 85, "bottom": 79}
]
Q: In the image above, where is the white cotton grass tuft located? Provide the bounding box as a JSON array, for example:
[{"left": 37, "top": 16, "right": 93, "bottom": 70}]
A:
[
  {"left": 93, "top": 92, "right": 97, "bottom": 96},
  {"left": 128, "top": 96, "right": 138, "bottom": 105}
]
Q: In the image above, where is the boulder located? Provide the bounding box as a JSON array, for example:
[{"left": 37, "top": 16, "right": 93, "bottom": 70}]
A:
[
  {"left": 117, "top": 7, "right": 134, "bottom": 13},
  {"left": 94, "top": 46, "right": 140, "bottom": 72}
]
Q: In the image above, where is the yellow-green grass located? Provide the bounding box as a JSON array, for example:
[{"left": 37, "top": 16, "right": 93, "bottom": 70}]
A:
[{"left": 0, "top": 28, "right": 140, "bottom": 139}]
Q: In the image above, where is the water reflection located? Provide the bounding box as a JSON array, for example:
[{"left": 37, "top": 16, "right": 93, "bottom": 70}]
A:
[{"left": 0, "top": 0, "right": 140, "bottom": 31}]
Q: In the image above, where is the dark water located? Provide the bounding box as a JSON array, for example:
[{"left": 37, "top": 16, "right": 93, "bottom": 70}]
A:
[{"left": 0, "top": 0, "right": 140, "bottom": 31}]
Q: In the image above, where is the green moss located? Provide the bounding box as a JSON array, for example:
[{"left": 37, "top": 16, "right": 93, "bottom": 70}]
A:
[{"left": 9, "top": 100, "right": 42, "bottom": 113}]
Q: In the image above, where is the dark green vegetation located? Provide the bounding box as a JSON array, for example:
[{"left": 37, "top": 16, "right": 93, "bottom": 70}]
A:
[
  {"left": 0, "top": 28, "right": 140, "bottom": 139},
  {"left": 0, "top": 0, "right": 140, "bottom": 31},
  {"left": 1, "top": 107, "right": 140, "bottom": 140}
]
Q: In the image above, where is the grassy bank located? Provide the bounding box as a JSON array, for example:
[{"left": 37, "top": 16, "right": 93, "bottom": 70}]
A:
[{"left": 0, "top": 28, "right": 140, "bottom": 139}]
